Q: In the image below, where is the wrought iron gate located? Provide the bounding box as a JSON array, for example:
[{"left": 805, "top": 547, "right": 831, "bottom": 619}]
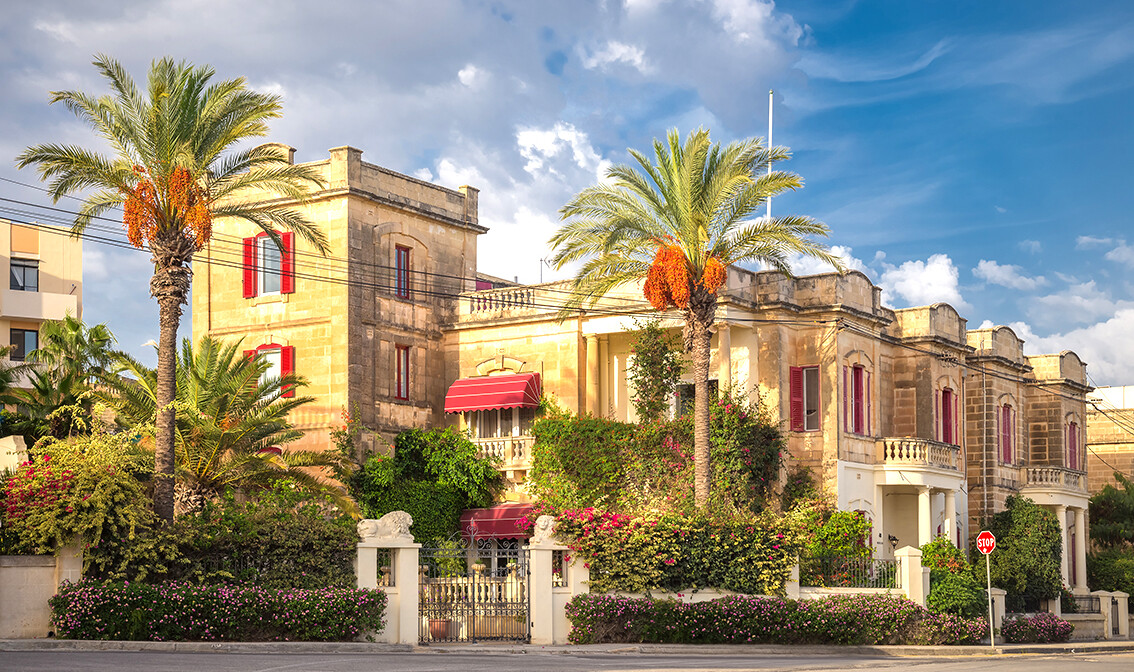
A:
[{"left": 418, "top": 536, "right": 530, "bottom": 643}]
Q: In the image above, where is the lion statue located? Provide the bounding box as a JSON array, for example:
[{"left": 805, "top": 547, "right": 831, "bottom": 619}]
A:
[
  {"left": 357, "top": 511, "right": 414, "bottom": 542},
  {"left": 530, "top": 514, "right": 557, "bottom": 545}
]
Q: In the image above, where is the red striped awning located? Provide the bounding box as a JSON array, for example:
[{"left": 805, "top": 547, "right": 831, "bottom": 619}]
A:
[
  {"left": 444, "top": 372, "right": 541, "bottom": 413},
  {"left": 460, "top": 503, "right": 534, "bottom": 539}
]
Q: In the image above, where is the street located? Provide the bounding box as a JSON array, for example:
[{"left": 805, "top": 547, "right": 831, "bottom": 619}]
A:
[{"left": 2, "top": 650, "right": 1133, "bottom": 672}]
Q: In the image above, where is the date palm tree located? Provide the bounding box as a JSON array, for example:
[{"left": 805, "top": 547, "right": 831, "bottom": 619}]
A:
[
  {"left": 550, "top": 128, "right": 842, "bottom": 508},
  {"left": 17, "top": 55, "right": 329, "bottom": 521}
]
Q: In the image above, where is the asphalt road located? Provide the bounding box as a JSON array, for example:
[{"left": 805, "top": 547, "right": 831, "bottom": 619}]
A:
[{"left": 2, "top": 651, "right": 1133, "bottom": 672}]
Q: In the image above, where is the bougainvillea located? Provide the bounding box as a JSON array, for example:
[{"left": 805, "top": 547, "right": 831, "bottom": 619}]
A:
[
  {"left": 643, "top": 243, "right": 727, "bottom": 310},
  {"left": 122, "top": 165, "right": 211, "bottom": 249}
]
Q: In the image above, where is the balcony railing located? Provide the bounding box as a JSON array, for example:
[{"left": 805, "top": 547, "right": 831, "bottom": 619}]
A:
[
  {"left": 876, "top": 438, "right": 960, "bottom": 471},
  {"left": 472, "top": 435, "right": 534, "bottom": 472},
  {"left": 1023, "top": 466, "right": 1086, "bottom": 493}
]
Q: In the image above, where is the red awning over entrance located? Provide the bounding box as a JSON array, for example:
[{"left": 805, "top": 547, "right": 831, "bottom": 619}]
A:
[
  {"left": 459, "top": 503, "right": 534, "bottom": 539},
  {"left": 444, "top": 372, "right": 541, "bottom": 413}
]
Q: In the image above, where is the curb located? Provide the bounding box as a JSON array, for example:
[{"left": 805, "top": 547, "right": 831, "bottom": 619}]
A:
[{"left": 0, "top": 640, "right": 413, "bottom": 654}]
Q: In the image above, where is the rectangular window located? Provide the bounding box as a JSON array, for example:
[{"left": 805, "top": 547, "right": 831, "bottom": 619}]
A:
[
  {"left": 1068, "top": 421, "right": 1079, "bottom": 470},
  {"left": 10, "top": 259, "right": 38, "bottom": 292},
  {"left": 789, "top": 366, "right": 820, "bottom": 432},
  {"left": 9, "top": 328, "right": 38, "bottom": 361},
  {"left": 941, "top": 388, "right": 955, "bottom": 444},
  {"left": 676, "top": 380, "right": 719, "bottom": 418},
  {"left": 395, "top": 245, "right": 411, "bottom": 299},
  {"left": 246, "top": 344, "right": 296, "bottom": 398},
  {"left": 852, "top": 365, "right": 865, "bottom": 434},
  {"left": 842, "top": 364, "right": 870, "bottom": 435},
  {"left": 243, "top": 232, "right": 294, "bottom": 298},
  {"left": 1000, "top": 404, "right": 1013, "bottom": 463},
  {"left": 395, "top": 345, "right": 410, "bottom": 400}
]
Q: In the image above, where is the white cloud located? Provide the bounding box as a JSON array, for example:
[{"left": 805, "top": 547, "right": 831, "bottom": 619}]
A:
[
  {"left": 994, "top": 205, "right": 1007, "bottom": 213},
  {"left": 1104, "top": 241, "right": 1134, "bottom": 264},
  {"left": 1076, "top": 235, "right": 1112, "bottom": 248},
  {"left": 798, "top": 39, "right": 951, "bottom": 83},
  {"left": 1018, "top": 240, "right": 1042, "bottom": 254},
  {"left": 1004, "top": 313, "right": 1134, "bottom": 386},
  {"left": 972, "top": 259, "right": 1045, "bottom": 291},
  {"left": 457, "top": 64, "right": 488, "bottom": 88},
  {"left": 515, "top": 122, "right": 612, "bottom": 183},
  {"left": 1028, "top": 280, "right": 1134, "bottom": 328},
  {"left": 580, "top": 41, "right": 650, "bottom": 73},
  {"left": 789, "top": 244, "right": 868, "bottom": 276},
  {"left": 877, "top": 254, "right": 970, "bottom": 311},
  {"left": 710, "top": 0, "right": 803, "bottom": 45}
]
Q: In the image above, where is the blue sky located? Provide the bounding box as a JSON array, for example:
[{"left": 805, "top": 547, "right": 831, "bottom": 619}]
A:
[{"left": 1, "top": 1, "right": 1132, "bottom": 383}]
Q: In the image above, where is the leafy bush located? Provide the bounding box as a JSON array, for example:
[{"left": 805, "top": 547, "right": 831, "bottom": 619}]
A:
[
  {"left": 1, "top": 431, "right": 154, "bottom": 555},
  {"left": 980, "top": 496, "right": 1062, "bottom": 604},
  {"left": 554, "top": 508, "right": 802, "bottom": 594},
  {"left": 87, "top": 482, "right": 357, "bottom": 588},
  {"left": 626, "top": 317, "right": 684, "bottom": 422},
  {"left": 50, "top": 580, "right": 386, "bottom": 641},
  {"left": 921, "top": 537, "right": 986, "bottom": 619},
  {"left": 1087, "top": 547, "right": 1134, "bottom": 596},
  {"left": 1089, "top": 472, "right": 1134, "bottom": 548},
  {"left": 1000, "top": 612, "right": 1074, "bottom": 643},
  {"left": 564, "top": 593, "right": 985, "bottom": 645},
  {"left": 529, "top": 388, "right": 784, "bottom": 515},
  {"left": 352, "top": 427, "right": 503, "bottom": 544}
]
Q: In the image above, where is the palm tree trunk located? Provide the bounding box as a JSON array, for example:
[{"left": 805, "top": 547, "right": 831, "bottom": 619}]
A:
[
  {"left": 150, "top": 252, "right": 192, "bottom": 523},
  {"left": 688, "top": 314, "right": 713, "bottom": 508}
]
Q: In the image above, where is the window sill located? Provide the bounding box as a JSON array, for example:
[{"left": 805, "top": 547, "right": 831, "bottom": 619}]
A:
[{"left": 250, "top": 293, "right": 289, "bottom": 307}]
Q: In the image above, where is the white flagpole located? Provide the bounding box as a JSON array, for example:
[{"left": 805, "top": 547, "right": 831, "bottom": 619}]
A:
[{"left": 767, "top": 89, "right": 774, "bottom": 221}]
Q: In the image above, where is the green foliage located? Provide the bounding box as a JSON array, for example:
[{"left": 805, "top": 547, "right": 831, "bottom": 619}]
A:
[
  {"left": 626, "top": 317, "right": 684, "bottom": 422},
  {"left": 1087, "top": 547, "right": 1134, "bottom": 596},
  {"left": 780, "top": 464, "right": 820, "bottom": 511},
  {"left": 1000, "top": 612, "right": 1074, "bottom": 643},
  {"left": 1089, "top": 472, "right": 1134, "bottom": 548},
  {"left": 528, "top": 387, "right": 784, "bottom": 516},
  {"left": 87, "top": 482, "right": 357, "bottom": 589},
  {"left": 565, "top": 593, "right": 987, "bottom": 645},
  {"left": 555, "top": 508, "right": 803, "bottom": 595},
  {"left": 980, "top": 496, "right": 1062, "bottom": 602},
  {"left": 921, "top": 536, "right": 969, "bottom": 572},
  {"left": 920, "top": 536, "right": 986, "bottom": 619},
  {"left": 352, "top": 427, "right": 503, "bottom": 543},
  {"left": 1, "top": 430, "right": 154, "bottom": 555},
  {"left": 50, "top": 580, "right": 386, "bottom": 641}
]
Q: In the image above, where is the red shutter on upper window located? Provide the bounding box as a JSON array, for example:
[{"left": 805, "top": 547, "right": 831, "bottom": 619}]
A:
[
  {"left": 789, "top": 366, "right": 804, "bottom": 431},
  {"left": 934, "top": 390, "right": 941, "bottom": 442},
  {"left": 866, "top": 371, "right": 872, "bottom": 436},
  {"left": 243, "top": 349, "right": 255, "bottom": 360},
  {"left": 280, "top": 232, "right": 295, "bottom": 294},
  {"left": 242, "top": 237, "right": 257, "bottom": 298},
  {"left": 281, "top": 346, "right": 295, "bottom": 398},
  {"left": 953, "top": 392, "right": 960, "bottom": 445},
  {"left": 852, "top": 367, "right": 864, "bottom": 434},
  {"left": 842, "top": 366, "right": 848, "bottom": 431}
]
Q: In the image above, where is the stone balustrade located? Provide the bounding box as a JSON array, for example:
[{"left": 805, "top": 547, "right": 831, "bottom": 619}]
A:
[
  {"left": 473, "top": 435, "right": 535, "bottom": 471},
  {"left": 461, "top": 287, "right": 539, "bottom": 317},
  {"left": 1024, "top": 466, "right": 1087, "bottom": 492},
  {"left": 876, "top": 438, "right": 960, "bottom": 470}
]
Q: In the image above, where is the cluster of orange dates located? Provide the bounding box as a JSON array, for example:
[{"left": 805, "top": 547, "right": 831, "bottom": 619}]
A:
[
  {"left": 122, "top": 165, "right": 211, "bottom": 248},
  {"left": 643, "top": 244, "right": 726, "bottom": 310}
]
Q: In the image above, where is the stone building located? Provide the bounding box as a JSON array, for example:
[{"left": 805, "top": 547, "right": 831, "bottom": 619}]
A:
[
  {"left": 1086, "top": 385, "right": 1134, "bottom": 493},
  {"left": 444, "top": 267, "right": 1093, "bottom": 592},
  {"left": 191, "top": 144, "right": 484, "bottom": 455}
]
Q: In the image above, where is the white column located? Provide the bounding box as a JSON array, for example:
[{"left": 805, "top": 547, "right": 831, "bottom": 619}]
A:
[
  {"left": 586, "top": 335, "right": 599, "bottom": 415},
  {"left": 528, "top": 545, "right": 554, "bottom": 645},
  {"left": 918, "top": 487, "right": 932, "bottom": 547},
  {"left": 895, "top": 546, "right": 926, "bottom": 606},
  {"left": 1055, "top": 504, "right": 1069, "bottom": 588},
  {"left": 874, "top": 484, "right": 887, "bottom": 558},
  {"left": 718, "top": 323, "right": 731, "bottom": 392},
  {"left": 944, "top": 489, "right": 956, "bottom": 547},
  {"left": 1074, "top": 506, "right": 1088, "bottom": 591},
  {"left": 598, "top": 335, "right": 609, "bottom": 416},
  {"left": 393, "top": 544, "right": 421, "bottom": 645}
]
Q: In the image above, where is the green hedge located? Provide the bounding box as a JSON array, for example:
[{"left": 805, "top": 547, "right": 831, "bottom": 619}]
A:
[
  {"left": 50, "top": 580, "right": 386, "bottom": 641},
  {"left": 565, "top": 593, "right": 987, "bottom": 645},
  {"left": 1088, "top": 547, "right": 1134, "bottom": 596}
]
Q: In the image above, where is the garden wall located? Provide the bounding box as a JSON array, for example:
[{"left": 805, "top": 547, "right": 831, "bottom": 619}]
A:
[{"left": 0, "top": 544, "right": 82, "bottom": 638}]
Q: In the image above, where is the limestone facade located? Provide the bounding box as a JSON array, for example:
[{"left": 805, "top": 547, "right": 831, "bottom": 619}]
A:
[
  {"left": 1086, "top": 386, "right": 1134, "bottom": 493},
  {"left": 191, "top": 145, "right": 484, "bottom": 456}
]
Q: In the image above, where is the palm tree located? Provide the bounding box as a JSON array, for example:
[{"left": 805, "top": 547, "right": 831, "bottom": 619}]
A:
[
  {"left": 97, "top": 336, "right": 355, "bottom": 516},
  {"left": 550, "top": 128, "right": 842, "bottom": 508},
  {"left": 17, "top": 55, "right": 329, "bottom": 521},
  {"left": 28, "top": 314, "right": 117, "bottom": 386}
]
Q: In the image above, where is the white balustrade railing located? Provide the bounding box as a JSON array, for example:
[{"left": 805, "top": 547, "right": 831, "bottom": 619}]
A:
[
  {"left": 1024, "top": 466, "right": 1086, "bottom": 492},
  {"left": 472, "top": 435, "right": 535, "bottom": 471},
  {"left": 463, "top": 287, "right": 537, "bottom": 315},
  {"left": 876, "top": 438, "right": 960, "bottom": 470}
]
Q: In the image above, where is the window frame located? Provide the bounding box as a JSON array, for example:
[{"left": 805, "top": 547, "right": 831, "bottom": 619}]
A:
[
  {"left": 242, "top": 231, "right": 295, "bottom": 298},
  {"left": 999, "top": 403, "right": 1014, "bottom": 464},
  {"left": 940, "top": 387, "right": 958, "bottom": 445},
  {"left": 1067, "top": 420, "right": 1080, "bottom": 470},
  {"left": 10, "top": 259, "right": 39, "bottom": 292},
  {"left": 789, "top": 365, "right": 821, "bottom": 432},
  {"left": 395, "top": 245, "right": 411, "bottom": 300},
  {"left": 9, "top": 328, "right": 38, "bottom": 361},
  {"left": 243, "top": 343, "right": 296, "bottom": 398},
  {"left": 842, "top": 363, "right": 871, "bottom": 436},
  {"left": 395, "top": 344, "right": 410, "bottom": 400}
]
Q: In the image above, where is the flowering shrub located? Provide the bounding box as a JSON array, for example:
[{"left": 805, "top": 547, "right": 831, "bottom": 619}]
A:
[
  {"left": 921, "top": 537, "right": 986, "bottom": 619},
  {"left": 50, "top": 580, "right": 386, "bottom": 641},
  {"left": 565, "top": 593, "right": 986, "bottom": 645},
  {"left": 1000, "top": 612, "right": 1074, "bottom": 643},
  {"left": 555, "top": 509, "right": 803, "bottom": 595}
]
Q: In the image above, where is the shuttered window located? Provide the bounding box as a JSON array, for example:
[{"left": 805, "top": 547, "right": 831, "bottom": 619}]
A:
[
  {"left": 243, "top": 231, "right": 295, "bottom": 298},
  {"left": 789, "top": 366, "right": 820, "bottom": 431}
]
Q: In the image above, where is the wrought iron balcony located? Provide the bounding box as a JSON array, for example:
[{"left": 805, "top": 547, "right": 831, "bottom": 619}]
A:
[{"left": 876, "top": 438, "right": 961, "bottom": 471}]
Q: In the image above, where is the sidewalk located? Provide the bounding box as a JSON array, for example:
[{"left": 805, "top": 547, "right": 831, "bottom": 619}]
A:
[{"left": 3, "top": 639, "right": 1134, "bottom": 656}]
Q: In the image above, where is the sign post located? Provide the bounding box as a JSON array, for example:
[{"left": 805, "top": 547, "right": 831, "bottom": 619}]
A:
[{"left": 976, "top": 530, "right": 997, "bottom": 647}]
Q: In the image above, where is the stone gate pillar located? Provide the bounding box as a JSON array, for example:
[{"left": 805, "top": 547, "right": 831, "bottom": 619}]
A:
[{"left": 357, "top": 512, "right": 421, "bottom": 644}]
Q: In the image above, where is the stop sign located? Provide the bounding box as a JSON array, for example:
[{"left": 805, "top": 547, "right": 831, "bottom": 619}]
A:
[{"left": 976, "top": 530, "right": 996, "bottom": 555}]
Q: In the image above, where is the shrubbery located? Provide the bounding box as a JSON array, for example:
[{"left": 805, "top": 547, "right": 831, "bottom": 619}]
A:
[
  {"left": 50, "top": 580, "right": 386, "bottom": 641},
  {"left": 981, "top": 496, "right": 1062, "bottom": 605},
  {"left": 1087, "top": 547, "right": 1134, "bottom": 596},
  {"left": 564, "top": 593, "right": 986, "bottom": 645},
  {"left": 554, "top": 508, "right": 803, "bottom": 594},
  {"left": 1000, "top": 612, "right": 1074, "bottom": 643},
  {"left": 921, "top": 537, "right": 986, "bottom": 619}
]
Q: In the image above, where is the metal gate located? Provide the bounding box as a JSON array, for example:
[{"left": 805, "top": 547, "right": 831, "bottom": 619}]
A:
[{"left": 418, "top": 535, "right": 529, "bottom": 644}]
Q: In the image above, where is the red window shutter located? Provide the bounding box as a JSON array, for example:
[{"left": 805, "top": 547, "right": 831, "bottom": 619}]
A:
[
  {"left": 280, "top": 232, "right": 295, "bottom": 294},
  {"left": 934, "top": 390, "right": 941, "bottom": 442},
  {"left": 954, "top": 392, "right": 960, "bottom": 445},
  {"left": 789, "top": 366, "right": 804, "bottom": 431},
  {"left": 866, "top": 371, "right": 872, "bottom": 436},
  {"left": 242, "top": 237, "right": 257, "bottom": 298},
  {"left": 281, "top": 346, "right": 295, "bottom": 398},
  {"left": 842, "top": 366, "right": 848, "bottom": 431},
  {"left": 852, "top": 366, "right": 864, "bottom": 434},
  {"left": 243, "top": 349, "right": 255, "bottom": 360}
]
